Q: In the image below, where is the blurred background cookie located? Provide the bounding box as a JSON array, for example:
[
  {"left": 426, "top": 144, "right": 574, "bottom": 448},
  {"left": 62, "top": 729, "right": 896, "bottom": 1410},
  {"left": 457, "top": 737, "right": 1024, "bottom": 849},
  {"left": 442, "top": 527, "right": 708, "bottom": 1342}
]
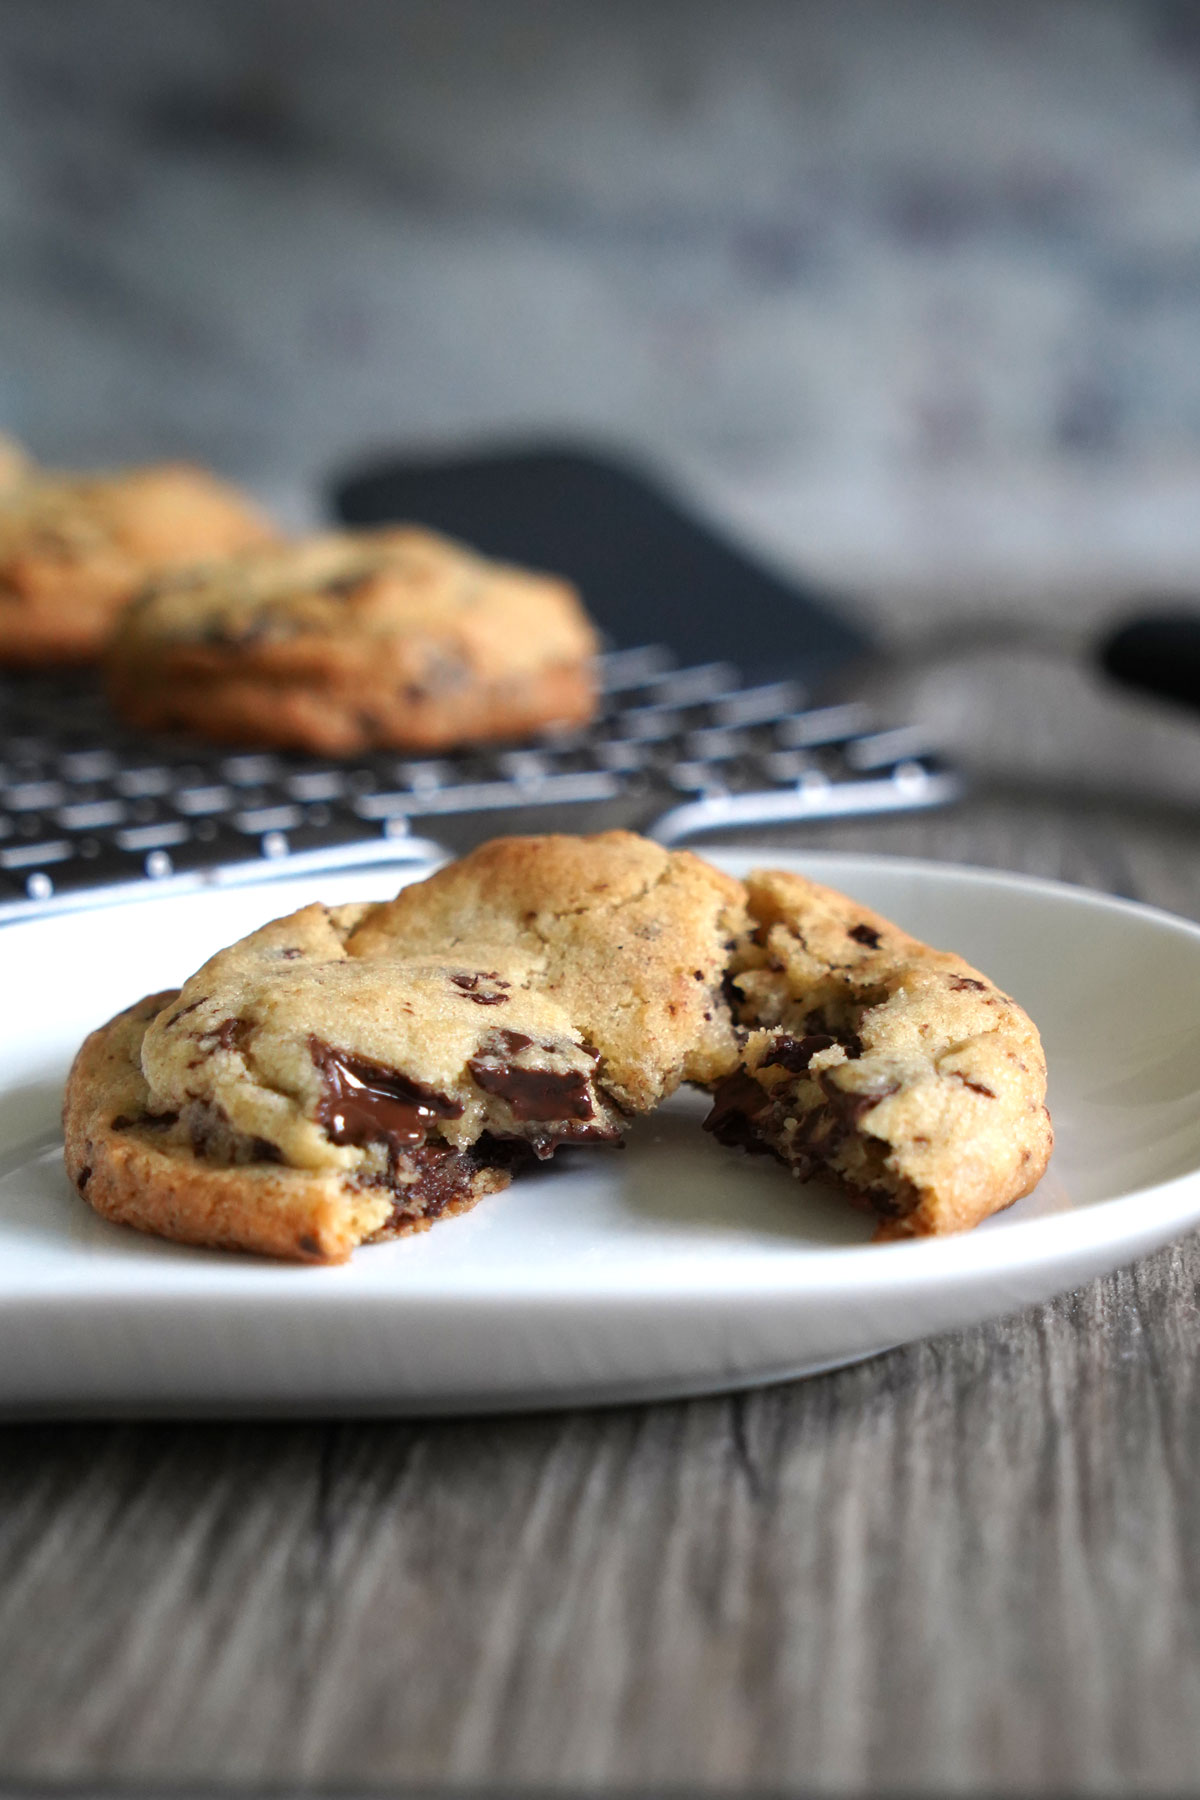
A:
[
  {"left": 105, "top": 525, "right": 600, "bottom": 753},
  {"left": 0, "top": 460, "right": 275, "bottom": 666},
  {"left": 0, "top": 434, "right": 31, "bottom": 493}
]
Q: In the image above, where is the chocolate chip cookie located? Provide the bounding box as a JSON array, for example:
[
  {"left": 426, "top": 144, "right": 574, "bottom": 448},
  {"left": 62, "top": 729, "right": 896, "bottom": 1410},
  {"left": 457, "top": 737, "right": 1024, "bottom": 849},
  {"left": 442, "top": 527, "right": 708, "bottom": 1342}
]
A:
[
  {"left": 105, "top": 527, "right": 600, "bottom": 754},
  {"left": 0, "top": 460, "right": 275, "bottom": 665},
  {"left": 705, "top": 869, "right": 1053, "bottom": 1237},
  {"left": 63, "top": 833, "right": 748, "bottom": 1261}
]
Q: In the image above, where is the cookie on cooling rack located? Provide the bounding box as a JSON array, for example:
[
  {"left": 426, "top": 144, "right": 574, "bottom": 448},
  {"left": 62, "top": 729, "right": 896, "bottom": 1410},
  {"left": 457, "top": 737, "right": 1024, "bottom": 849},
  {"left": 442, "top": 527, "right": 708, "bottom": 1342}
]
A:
[
  {"left": 0, "top": 460, "right": 275, "bottom": 666},
  {"left": 63, "top": 833, "right": 748, "bottom": 1262},
  {"left": 104, "top": 527, "right": 600, "bottom": 755},
  {"left": 705, "top": 868, "right": 1053, "bottom": 1237}
]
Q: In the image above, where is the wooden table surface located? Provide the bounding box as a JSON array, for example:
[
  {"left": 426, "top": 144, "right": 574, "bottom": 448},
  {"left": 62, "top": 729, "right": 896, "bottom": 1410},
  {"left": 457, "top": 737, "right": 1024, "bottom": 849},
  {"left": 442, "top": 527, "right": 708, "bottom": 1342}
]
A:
[{"left": 1, "top": 643, "right": 1199, "bottom": 1796}]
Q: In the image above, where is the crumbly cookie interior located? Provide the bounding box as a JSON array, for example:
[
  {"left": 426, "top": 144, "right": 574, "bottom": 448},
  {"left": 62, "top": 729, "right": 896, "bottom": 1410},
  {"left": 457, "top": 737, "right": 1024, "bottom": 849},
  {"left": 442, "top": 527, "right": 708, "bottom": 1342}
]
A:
[{"left": 705, "top": 869, "right": 1053, "bottom": 1237}]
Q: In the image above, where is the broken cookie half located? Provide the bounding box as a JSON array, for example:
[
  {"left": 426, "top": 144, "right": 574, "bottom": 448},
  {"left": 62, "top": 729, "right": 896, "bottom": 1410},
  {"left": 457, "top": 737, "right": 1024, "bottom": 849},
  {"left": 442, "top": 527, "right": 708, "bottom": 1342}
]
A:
[
  {"left": 705, "top": 869, "right": 1053, "bottom": 1237},
  {"left": 63, "top": 906, "right": 637, "bottom": 1263},
  {"left": 63, "top": 833, "right": 748, "bottom": 1263}
]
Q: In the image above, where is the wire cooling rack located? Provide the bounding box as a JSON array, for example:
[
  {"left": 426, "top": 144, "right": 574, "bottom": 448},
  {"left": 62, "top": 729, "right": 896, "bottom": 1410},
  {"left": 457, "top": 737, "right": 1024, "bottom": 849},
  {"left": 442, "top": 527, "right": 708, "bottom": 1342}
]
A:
[{"left": 0, "top": 647, "right": 957, "bottom": 921}]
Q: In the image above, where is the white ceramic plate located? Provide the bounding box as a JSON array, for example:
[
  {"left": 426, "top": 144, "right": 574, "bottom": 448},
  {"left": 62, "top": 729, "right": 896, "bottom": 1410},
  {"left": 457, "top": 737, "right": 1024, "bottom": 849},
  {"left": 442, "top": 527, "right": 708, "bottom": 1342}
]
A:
[{"left": 2, "top": 848, "right": 1199, "bottom": 1416}]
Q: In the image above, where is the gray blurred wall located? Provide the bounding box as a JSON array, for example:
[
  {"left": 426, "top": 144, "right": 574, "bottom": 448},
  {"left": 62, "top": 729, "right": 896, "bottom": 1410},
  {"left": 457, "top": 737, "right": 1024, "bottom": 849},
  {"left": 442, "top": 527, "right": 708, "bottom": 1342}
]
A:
[{"left": 4, "top": 0, "right": 1200, "bottom": 626}]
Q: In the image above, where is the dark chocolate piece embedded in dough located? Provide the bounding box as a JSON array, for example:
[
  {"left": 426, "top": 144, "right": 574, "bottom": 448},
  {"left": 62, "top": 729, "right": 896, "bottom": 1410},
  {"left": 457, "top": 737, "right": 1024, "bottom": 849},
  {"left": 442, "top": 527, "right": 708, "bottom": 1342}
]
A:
[
  {"left": 761, "top": 1032, "right": 836, "bottom": 1073},
  {"left": 310, "top": 1038, "right": 464, "bottom": 1151},
  {"left": 703, "top": 1070, "right": 772, "bottom": 1152},
  {"left": 381, "top": 1137, "right": 530, "bottom": 1226},
  {"left": 849, "top": 923, "right": 882, "bottom": 948},
  {"left": 469, "top": 1059, "right": 595, "bottom": 1123},
  {"left": 468, "top": 1027, "right": 595, "bottom": 1123},
  {"left": 448, "top": 971, "right": 511, "bottom": 1006}
]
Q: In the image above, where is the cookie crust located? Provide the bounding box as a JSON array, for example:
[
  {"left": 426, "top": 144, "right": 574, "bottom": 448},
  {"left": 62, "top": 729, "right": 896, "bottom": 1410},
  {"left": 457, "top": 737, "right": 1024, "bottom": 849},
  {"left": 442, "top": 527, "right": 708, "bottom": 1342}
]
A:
[
  {"left": 105, "top": 527, "right": 600, "bottom": 753},
  {"left": 62, "top": 832, "right": 748, "bottom": 1263}
]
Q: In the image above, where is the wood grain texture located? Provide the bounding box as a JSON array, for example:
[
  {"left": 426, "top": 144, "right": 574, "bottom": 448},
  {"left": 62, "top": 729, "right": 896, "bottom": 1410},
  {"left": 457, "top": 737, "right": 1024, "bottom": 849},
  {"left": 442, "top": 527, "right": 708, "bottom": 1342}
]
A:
[{"left": 1, "top": 649, "right": 1199, "bottom": 1794}]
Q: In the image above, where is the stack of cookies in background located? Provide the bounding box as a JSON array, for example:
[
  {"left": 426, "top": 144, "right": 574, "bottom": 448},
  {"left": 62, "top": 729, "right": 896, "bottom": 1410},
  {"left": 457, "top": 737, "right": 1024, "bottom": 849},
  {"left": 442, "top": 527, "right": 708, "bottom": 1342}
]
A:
[{"left": 0, "top": 442, "right": 600, "bottom": 754}]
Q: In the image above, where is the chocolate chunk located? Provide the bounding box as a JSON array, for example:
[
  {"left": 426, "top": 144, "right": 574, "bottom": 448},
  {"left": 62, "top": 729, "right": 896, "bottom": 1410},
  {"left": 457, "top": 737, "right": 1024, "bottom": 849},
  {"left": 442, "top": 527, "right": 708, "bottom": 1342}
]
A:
[
  {"left": 211, "top": 1017, "right": 252, "bottom": 1053},
  {"left": 449, "top": 971, "right": 511, "bottom": 1006},
  {"left": 704, "top": 1071, "right": 773, "bottom": 1151},
  {"left": 522, "top": 1121, "right": 622, "bottom": 1161},
  {"left": 802, "top": 1009, "right": 863, "bottom": 1059},
  {"left": 465, "top": 1027, "right": 604, "bottom": 1129},
  {"left": 76, "top": 1166, "right": 91, "bottom": 1190},
  {"left": 762, "top": 1032, "right": 837, "bottom": 1073},
  {"left": 468, "top": 1054, "right": 594, "bottom": 1123},
  {"left": 310, "top": 1038, "right": 464, "bottom": 1152},
  {"left": 849, "top": 923, "right": 882, "bottom": 948},
  {"left": 375, "top": 1138, "right": 518, "bottom": 1226},
  {"left": 165, "top": 997, "right": 207, "bottom": 1028},
  {"left": 111, "top": 1110, "right": 178, "bottom": 1133},
  {"left": 949, "top": 975, "right": 986, "bottom": 992}
]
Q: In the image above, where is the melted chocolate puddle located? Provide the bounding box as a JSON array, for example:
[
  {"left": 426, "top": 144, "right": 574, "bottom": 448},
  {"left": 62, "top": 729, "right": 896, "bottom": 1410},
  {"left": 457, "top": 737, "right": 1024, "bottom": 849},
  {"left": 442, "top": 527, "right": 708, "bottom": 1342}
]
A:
[{"left": 310, "top": 1038, "right": 463, "bottom": 1152}]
